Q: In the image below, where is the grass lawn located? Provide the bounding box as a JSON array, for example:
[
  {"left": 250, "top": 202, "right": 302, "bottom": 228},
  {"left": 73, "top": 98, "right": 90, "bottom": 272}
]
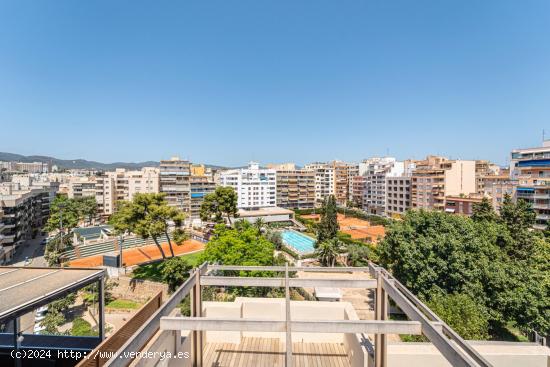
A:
[
  {"left": 131, "top": 250, "right": 204, "bottom": 282},
  {"left": 107, "top": 299, "right": 142, "bottom": 310},
  {"left": 71, "top": 317, "right": 96, "bottom": 336}
]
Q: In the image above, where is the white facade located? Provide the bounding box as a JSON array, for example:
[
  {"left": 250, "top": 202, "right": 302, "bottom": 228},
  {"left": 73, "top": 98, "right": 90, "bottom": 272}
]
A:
[
  {"left": 304, "top": 163, "right": 335, "bottom": 203},
  {"left": 361, "top": 158, "right": 404, "bottom": 215},
  {"left": 219, "top": 162, "right": 276, "bottom": 209}
]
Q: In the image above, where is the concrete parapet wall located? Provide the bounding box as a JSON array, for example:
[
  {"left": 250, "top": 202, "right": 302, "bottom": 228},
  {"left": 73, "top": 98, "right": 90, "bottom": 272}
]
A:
[{"left": 385, "top": 341, "right": 550, "bottom": 367}]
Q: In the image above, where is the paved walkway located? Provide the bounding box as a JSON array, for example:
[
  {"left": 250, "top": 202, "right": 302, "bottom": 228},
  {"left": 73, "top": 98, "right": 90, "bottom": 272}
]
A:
[{"left": 68, "top": 239, "right": 205, "bottom": 267}]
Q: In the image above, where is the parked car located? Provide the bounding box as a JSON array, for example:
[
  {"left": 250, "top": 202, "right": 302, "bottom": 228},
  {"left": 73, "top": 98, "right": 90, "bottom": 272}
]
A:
[{"left": 33, "top": 323, "right": 45, "bottom": 334}]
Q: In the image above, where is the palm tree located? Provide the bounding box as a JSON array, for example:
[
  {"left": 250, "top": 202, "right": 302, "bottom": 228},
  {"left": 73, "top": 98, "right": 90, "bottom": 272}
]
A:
[
  {"left": 253, "top": 218, "right": 266, "bottom": 235},
  {"left": 315, "top": 238, "right": 342, "bottom": 267}
]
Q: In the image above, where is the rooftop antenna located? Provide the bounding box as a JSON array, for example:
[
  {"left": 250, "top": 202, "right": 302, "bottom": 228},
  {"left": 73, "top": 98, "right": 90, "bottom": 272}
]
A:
[{"left": 543, "top": 129, "right": 546, "bottom": 142}]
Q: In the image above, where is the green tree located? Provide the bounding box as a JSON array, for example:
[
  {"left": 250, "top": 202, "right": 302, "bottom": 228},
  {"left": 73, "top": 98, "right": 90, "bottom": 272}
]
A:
[
  {"left": 471, "top": 197, "right": 498, "bottom": 223},
  {"left": 161, "top": 256, "right": 192, "bottom": 292},
  {"left": 427, "top": 292, "right": 489, "bottom": 340},
  {"left": 345, "top": 243, "right": 371, "bottom": 266},
  {"left": 110, "top": 193, "right": 186, "bottom": 259},
  {"left": 499, "top": 194, "right": 537, "bottom": 259},
  {"left": 315, "top": 238, "right": 342, "bottom": 267},
  {"left": 253, "top": 218, "right": 265, "bottom": 235},
  {"left": 200, "top": 224, "right": 275, "bottom": 267},
  {"left": 74, "top": 196, "right": 97, "bottom": 225},
  {"left": 317, "top": 195, "right": 339, "bottom": 245},
  {"left": 41, "top": 293, "right": 77, "bottom": 334},
  {"left": 200, "top": 186, "right": 239, "bottom": 225},
  {"left": 265, "top": 230, "right": 283, "bottom": 251},
  {"left": 500, "top": 194, "right": 536, "bottom": 233},
  {"left": 45, "top": 195, "right": 79, "bottom": 233},
  {"left": 378, "top": 209, "right": 550, "bottom": 336}
]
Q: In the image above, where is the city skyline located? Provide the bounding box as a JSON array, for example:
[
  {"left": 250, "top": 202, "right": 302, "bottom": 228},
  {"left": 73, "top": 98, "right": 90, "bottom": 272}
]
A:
[{"left": 1, "top": 1, "right": 550, "bottom": 165}]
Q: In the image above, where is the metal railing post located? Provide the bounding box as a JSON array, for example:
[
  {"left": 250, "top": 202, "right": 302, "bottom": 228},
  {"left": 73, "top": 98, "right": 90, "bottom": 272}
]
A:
[
  {"left": 285, "top": 263, "right": 293, "bottom": 367},
  {"left": 375, "top": 270, "right": 387, "bottom": 367}
]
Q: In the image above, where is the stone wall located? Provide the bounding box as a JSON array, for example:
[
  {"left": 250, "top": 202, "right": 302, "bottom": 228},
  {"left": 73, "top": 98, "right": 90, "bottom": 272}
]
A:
[{"left": 111, "top": 276, "right": 168, "bottom": 303}]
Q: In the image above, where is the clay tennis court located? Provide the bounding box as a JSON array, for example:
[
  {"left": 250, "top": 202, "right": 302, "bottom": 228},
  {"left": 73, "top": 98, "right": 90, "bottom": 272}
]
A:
[
  {"left": 67, "top": 239, "right": 205, "bottom": 267},
  {"left": 301, "top": 213, "right": 386, "bottom": 243}
]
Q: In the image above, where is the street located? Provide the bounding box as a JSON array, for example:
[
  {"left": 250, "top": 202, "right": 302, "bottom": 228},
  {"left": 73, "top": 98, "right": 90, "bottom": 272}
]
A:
[{"left": 11, "top": 233, "right": 47, "bottom": 267}]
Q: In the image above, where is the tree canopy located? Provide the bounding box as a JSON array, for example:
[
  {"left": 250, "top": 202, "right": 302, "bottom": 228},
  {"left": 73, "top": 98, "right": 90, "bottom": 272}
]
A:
[
  {"left": 378, "top": 207, "right": 550, "bottom": 337},
  {"left": 200, "top": 186, "right": 239, "bottom": 224},
  {"left": 45, "top": 195, "right": 98, "bottom": 233},
  {"left": 200, "top": 222, "right": 275, "bottom": 267},
  {"left": 109, "top": 193, "right": 186, "bottom": 259}
]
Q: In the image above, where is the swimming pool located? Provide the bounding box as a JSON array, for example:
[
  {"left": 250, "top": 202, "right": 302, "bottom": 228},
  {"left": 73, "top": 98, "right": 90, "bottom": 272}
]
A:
[{"left": 281, "top": 230, "right": 316, "bottom": 254}]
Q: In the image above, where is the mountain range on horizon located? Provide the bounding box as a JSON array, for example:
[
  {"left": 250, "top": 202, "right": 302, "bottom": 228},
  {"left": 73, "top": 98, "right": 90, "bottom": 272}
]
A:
[{"left": 0, "top": 152, "right": 226, "bottom": 171}]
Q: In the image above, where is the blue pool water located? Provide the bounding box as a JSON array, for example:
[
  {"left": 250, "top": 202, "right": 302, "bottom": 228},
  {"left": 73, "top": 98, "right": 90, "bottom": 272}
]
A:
[{"left": 281, "top": 230, "right": 316, "bottom": 253}]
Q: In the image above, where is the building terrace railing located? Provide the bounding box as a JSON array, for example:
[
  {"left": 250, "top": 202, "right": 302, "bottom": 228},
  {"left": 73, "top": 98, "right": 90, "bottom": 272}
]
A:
[{"left": 103, "top": 263, "right": 494, "bottom": 367}]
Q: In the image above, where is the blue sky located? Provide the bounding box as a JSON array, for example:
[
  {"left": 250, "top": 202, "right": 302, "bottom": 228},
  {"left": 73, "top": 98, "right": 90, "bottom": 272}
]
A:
[{"left": 1, "top": 0, "right": 550, "bottom": 166}]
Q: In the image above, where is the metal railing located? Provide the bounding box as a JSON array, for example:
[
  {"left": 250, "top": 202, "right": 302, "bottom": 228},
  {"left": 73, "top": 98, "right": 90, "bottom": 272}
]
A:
[{"left": 104, "top": 262, "right": 493, "bottom": 367}]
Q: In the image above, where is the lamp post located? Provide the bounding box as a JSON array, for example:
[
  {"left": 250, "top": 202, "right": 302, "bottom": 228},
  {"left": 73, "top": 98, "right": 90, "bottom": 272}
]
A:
[{"left": 119, "top": 232, "right": 125, "bottom": 270}]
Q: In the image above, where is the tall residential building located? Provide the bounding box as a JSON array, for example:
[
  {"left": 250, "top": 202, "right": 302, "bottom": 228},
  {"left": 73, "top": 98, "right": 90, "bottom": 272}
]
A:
[
  {"left": 0, "top": 182, "right": 50, "bottom": 251},
  {"left": 275, "top": 168, "right": 316, "bottom": 209},
  {"left": 190, "top": 175, "right": 216, "bottom": 219},
  {"left": 95, "top": 167, "right": 160, "bottom": 216},
  {"left": 385, "top": 176, "right": 412, "bottom": 218},
  {"left": 0, "top": 209, "right": 9, "bottom": 264},
  {"left": 347, "top": 163, "right": 359, "bottom": 203},
  {"left": 475, "top": 160, "right": 501, "bottom": 195},
  {"left": 220, "top": 162, "right": 276, "bottom": 209},
  {"left": 333, "top": 161, "right": 354, "bottom": 206},
  {"left": 304, "top": 163, "right": 335, "bottom": 205},
  {"left": 362, "top": 158, "right": 404, "bottom": 215},
  {"left": 68, "top": 177, "right": 97, "bottom": 199},
  {"left": 160, "top": 157, "right": 192, "bottom": 214},
  {"left": 411, "top": 156, "right": 476, "bottom": 211},
  {"left": 510, "top": 140, "right": 550, "bottom": 230},
  {"left": 349, "top": 175, "right": 367, "bottom": 208}
]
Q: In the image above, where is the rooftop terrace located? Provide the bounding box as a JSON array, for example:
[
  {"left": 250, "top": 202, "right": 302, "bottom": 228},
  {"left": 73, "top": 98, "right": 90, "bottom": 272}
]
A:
[{"left": 88, "top": 263, "right": 547, "bottom": 367}]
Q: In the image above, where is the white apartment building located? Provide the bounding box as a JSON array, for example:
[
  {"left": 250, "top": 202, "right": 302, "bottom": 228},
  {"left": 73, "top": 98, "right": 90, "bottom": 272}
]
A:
[
  {"left": 220, "top": 162, "right": 276, "bottom": 209},
  {"left": 362, "top": 158, "right": 404, "bottom": 215},
  {"left": 304, "top": 163, "right": 335, "bottom": 204}
]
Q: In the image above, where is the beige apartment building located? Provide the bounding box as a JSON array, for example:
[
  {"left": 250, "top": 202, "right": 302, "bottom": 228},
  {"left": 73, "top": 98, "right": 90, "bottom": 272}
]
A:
[
  {"left": 412, "top": 156, "right": 476, "bottom": 211},
  {"left": 68, "top": 176, "right": 97, "bottom": 199},
  {"left": 333, "top": 161, "right": 352, "bottom": 206},
  {"left": 305, "top": 161, "right": 357, "bottom": 206},
  {"left": 349, "top": 175, "right": 366, "bottom": 208},
  {"left": 275, "top": 168, "right": 316, "bottom": 209},
  {"left": 189, "top": 175, "right": 216, "bottom": 219},
  {"left": 95, "top": 167, "right": 160, "bottom": 216},
  {"left": 475, "top": 160, "right": 501, "bottom": 195},
  {"left": 160, "top": 157, "right": 191, "bottom": 214}
]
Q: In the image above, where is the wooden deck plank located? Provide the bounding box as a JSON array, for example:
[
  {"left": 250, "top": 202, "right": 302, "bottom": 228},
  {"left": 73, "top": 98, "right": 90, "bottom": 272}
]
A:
[
  {"left": 329, "top": 342, "right": 344, "bottom": 367},
  {"left": 203, "top": 338, "right": 351, "bottom": 367}
]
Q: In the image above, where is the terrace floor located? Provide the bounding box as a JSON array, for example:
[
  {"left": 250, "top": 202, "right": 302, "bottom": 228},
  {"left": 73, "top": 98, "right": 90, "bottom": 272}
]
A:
[{"left": 203, "top": 337, "right": 351, "bottom": 367}]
